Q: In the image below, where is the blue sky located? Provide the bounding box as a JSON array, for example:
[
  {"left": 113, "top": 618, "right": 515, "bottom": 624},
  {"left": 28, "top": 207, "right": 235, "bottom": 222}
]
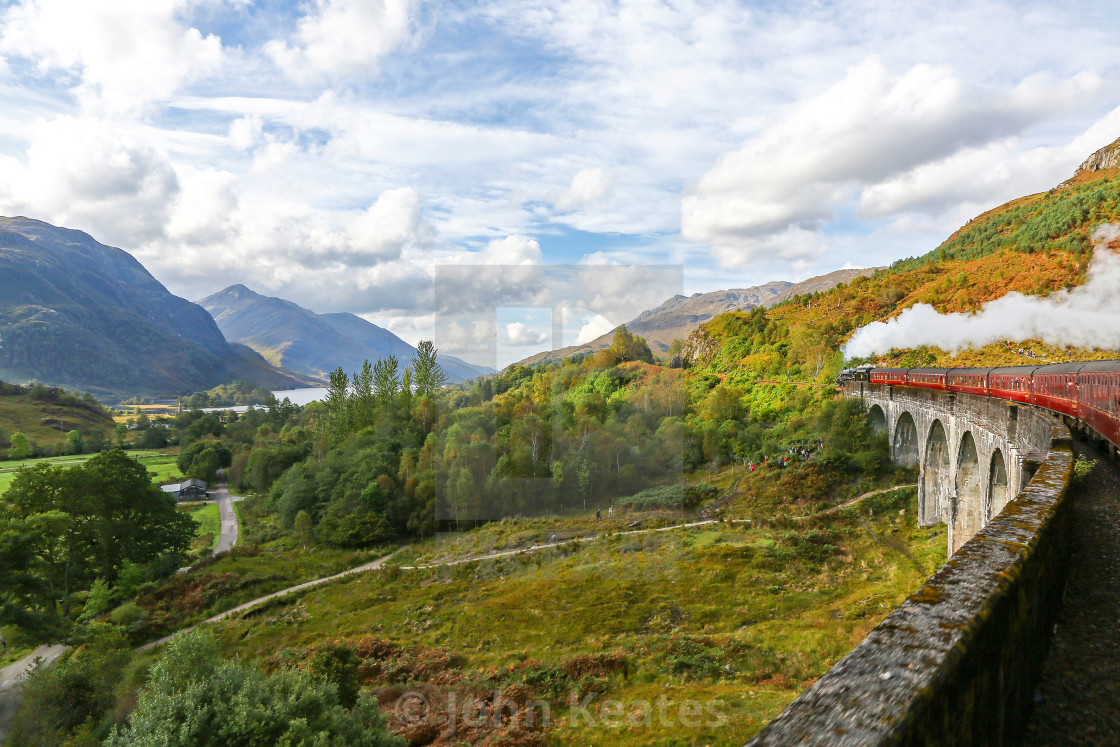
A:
[{"left": 1, "top": 0, "right": 1119, "bottom": 365}]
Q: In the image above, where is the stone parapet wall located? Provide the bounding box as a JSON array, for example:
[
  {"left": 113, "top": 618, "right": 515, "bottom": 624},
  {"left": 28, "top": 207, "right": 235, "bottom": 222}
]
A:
[{"left": 746, "top": 424, "right": 1073, "bottom": 746}]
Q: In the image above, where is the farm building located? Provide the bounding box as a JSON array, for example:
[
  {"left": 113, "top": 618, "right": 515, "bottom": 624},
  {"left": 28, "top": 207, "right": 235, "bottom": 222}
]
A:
[{"left": 160, "top": 478, "right": 207, "bottom": 502}]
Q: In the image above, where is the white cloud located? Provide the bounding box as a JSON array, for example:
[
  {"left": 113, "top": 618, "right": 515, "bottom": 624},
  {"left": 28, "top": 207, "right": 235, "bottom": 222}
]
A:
[
  {"left": 348, "top": 187, "right": 430, "bottom": 261},
  {"left": 0, "top": 0, "right": 223, "bottom": 113},
  {"left": 473, "top": 235, "right": 542, "bottom": 265},
  {"left": 228, "top": 114, "right": 263, "bottom": 151},
  {"left": 860, "top": 102, "right": 1120, "bottom": 218},
  {"left": 265, "top": 0, "right": 419, "bottom": 82},
  {"left": 555, "top": 167, "right": 615, "bottom": 212},
  {"left": 506, "top": 321, "right": 548, "bottom": 346},
  {"left": 0, "top": 116, "right": 179, "bottom": 245},
  {"left": 251, "top": 140, "right": 301, "bottom": 173},
  {"left": 573, "top": 313, "right": 615, "bottom": 345},
  {"left": 681, "top": 58, "right": 1102, "bottom": 263},
  {"left": 166, "top": 165, "right": 238, "bottom": 245}
]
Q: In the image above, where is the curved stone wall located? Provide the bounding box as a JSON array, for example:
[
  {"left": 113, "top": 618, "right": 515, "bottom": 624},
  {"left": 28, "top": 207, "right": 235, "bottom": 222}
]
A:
[{"left": 746, "top": 423, "right": 1073, "bottom": 746}]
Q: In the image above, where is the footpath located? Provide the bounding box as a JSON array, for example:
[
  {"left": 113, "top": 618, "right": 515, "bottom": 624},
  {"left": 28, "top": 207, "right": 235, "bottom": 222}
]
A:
[{"left": 1022, "top": 443, "right": 1120, "bottom": 744}]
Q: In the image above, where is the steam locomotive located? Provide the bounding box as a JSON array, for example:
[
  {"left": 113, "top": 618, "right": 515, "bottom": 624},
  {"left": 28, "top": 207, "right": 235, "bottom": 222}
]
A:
[{"left": 837, "top": 361, "right": 1120, "bottom": 449}]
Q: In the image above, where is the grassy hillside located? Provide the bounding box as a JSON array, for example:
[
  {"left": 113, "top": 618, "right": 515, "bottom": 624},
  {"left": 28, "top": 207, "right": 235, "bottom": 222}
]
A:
[
  {"left": 683, "top": 167, "right": 1120, "bottom": 378},
  {"left": 0, "top": 381, "right": 115, "bottom": 454},
  {"left": 196, "top": 488, "right": 941, "bottom": 745}
]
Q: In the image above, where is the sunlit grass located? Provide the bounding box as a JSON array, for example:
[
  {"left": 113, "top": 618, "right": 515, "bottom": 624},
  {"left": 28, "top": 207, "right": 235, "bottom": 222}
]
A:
[{"left": 208, "top": 487, "right": 944, "bottom": 744}]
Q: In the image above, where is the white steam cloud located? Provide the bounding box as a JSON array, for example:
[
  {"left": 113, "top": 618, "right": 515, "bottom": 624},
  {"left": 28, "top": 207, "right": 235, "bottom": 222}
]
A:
[{"left": 844, "top": 224, "right": 1120, "bottom": 358}]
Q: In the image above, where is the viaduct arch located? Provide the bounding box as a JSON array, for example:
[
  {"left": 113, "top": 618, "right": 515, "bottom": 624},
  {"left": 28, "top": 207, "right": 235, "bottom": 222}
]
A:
[{"left": 848, "top": 381, "right": 1055, "bottom": 554}]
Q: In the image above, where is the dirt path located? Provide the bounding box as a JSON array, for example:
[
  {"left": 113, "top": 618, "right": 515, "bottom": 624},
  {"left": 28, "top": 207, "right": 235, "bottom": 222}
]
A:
[
  {"left": 0, "top": 644, "right": 68, "bottom": 741},
  {"left": 793, "top": 484, "right": 918, "bottom": 520},
  {"left": 137, "top": 518, "right": 723, "bottom": 652},
  {"left": 1022, "top": 443, "right": 1120, "bottom": 744},
  {"left": 137, "top": 550, "right": 401, "bottom": 652}
]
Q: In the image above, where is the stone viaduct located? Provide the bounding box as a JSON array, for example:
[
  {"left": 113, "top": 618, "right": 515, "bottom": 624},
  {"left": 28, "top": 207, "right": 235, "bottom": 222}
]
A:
[
  {"left": 747, "top": 381, "right": 1077, "bottom": 745},
  {"left": 848, "top": 380, "right": 1057, "bottom": 554}
]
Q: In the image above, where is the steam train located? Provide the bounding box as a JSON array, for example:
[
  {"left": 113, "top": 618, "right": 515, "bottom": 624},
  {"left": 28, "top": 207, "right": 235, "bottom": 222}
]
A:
[{"left": 837, "top": 361, "right": 1120, "bottom": 450}]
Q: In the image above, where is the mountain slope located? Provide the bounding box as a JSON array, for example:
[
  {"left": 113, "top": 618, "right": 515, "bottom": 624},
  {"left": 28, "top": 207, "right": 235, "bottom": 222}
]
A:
[
  {"left": 685, "top": 147, "right": 1120, "bottom": 379},
  {"left": 515, "top": 267, "right": 876, "bottom": 367},
  {"left": 0, "top": 217, "right": 237, "bottom": 397},
  {"left": 319, "top": 312, "right": 488, "bottom": 383},
  {"left": 200, "top": 285, "right": 492, "bottom": 383}
]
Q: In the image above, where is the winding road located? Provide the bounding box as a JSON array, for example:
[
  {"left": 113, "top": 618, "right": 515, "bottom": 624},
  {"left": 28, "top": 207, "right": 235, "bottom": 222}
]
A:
[{"left": 212, "top": 475, "right": 240, "bottom": 555}]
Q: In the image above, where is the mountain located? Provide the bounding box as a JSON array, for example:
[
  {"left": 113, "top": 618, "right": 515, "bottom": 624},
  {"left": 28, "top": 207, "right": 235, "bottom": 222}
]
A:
[
  {"left": 319, "top": 312, "right": 488, "bottom": 383},
  {"left": 514, "top": 267, "right": 877, "bottom": 367},
  {"left": 199, "top": 285, "right": 493, "bottom": 383},
  {"left": 0, "top": 217, "right": 243, "bottom": 397}
]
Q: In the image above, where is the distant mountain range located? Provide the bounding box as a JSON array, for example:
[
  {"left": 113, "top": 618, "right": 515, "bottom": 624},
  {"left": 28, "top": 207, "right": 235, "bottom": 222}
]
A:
[
  {"left": 0, "top": 217, "right": 308, "bottom": 398},
  {"left": 0, "top": 214, "right": 875, "bottom": 396},
  {"left": 198, "top": 285, "right": 493, "bottom": 384},
  {"left": 515, "top": 267, "right": 878, "bottom": 366}
]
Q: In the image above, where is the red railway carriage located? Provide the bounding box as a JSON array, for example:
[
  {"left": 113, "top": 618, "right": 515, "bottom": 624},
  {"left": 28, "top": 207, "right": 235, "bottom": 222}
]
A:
[
  {"left": 906, "top": 368, "right": 948, "bottom": 390},
  {"left": 853, "top": 360, "right": 1120, "bottom": 453},
  {"left": 986, "top": 366, "right": 1038, "bottom": 405},
  {"left": 869, "top": 368, "right": 908, "bottom": 386},
  {"left": 1032, "top": 363, "right": 1081, "bottom": 418},
  {"left": 1075, "top": 360, "right": 1120, "bottom": 448},
  {"left": 947, "top": 368, "right": 989, "bottom": 396}
]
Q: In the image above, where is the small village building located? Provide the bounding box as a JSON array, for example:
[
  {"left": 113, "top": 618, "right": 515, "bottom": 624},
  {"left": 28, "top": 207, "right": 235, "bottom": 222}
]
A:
[{"left": 160, "top": 478, "right": 208, "bottom": 502}]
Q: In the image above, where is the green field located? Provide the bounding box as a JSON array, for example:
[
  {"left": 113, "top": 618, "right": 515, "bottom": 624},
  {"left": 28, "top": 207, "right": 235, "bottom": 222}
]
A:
[
  {"left": 0, "top": 449, "right": 182, "bottom": 494},
  {"left": 179, "top": 501, "right": 221, "bottom": 550}
]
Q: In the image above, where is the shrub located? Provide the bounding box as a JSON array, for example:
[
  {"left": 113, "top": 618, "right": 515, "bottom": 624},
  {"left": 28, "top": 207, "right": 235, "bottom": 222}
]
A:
[
  {"left": 617, "top": 483, "right": 719, "bottom": 510},
  {"left": 107, "top": 630, "right": 405, "bottom": 746}
]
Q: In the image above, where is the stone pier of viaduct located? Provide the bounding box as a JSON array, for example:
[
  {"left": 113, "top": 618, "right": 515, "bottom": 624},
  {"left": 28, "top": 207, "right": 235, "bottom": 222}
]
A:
[{"left": 849, "top": 381, "right": 1058, "bottom": 554}]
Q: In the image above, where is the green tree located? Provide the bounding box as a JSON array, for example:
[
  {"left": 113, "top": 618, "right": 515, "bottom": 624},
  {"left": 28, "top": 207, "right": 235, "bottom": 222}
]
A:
[
  {"left": 137, "top": 426, "right": 168, "bottom": 449},
  {"left": 64, "top": 429, "right": 83, "bottom": 455},
  {"left": 9, "top": 431, "right": 31, "bottom": 460},
  {"left": 3, "top": 450, "right": 195, "bottom": 620},
  {"left": 601, "top": 325, "right": 654, "bottom": 366},
  {"left": 9, "top": 624, "right": 130, "bottom": 747},
  {"left": 79, "top": 578, "right": 113, "bottom": 621},
  {"left": 411, "top": 340, "right": 448, "bottom": 397},
  {"left": 309, "top": 644, "right": 361, "bottom": 709},
  {"left": 107, "top": 629, "right": 404, "bottom": 747},
  {"left": 324, "top": 367, "right": 353, "bottom": 445},
  {"left": 113, "top": 422, "right": 128, "bottom": 448},
  {"left": 293, "top": 509, "right": 316, "bottom": 550},
  {"left": 177, "top": 439, "right": 233, "bottom": 483},
  {"left": 351, "top": 360, "right": 376, "bottom": 431},
  {"left": 0, "top": 512, "right": 58, "bottom": 635},
  {"left": 372, "top": 355, "right": 401, "bottom": 419}
]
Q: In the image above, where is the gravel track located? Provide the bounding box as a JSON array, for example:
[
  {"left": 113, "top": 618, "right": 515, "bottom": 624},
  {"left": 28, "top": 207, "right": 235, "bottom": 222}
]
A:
[{"left": 1022, "top": 440, "right": 1120, "bottom": 745}]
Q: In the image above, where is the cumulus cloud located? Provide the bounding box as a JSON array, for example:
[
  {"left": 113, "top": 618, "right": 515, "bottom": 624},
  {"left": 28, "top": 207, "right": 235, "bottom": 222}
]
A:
[
  {"left": 844, "top": 224, "right": 1120, "bottom": 358},
  {"left": 474, "top": 235, "right": 543, "bottom": 265},
  {"left": 572, "top": 312, "right": 616, "bottom": 345},
  {"left": 166, "top": 166, "right": 238, "bottom": 245},
  {"left": 348, "top": 187, "right": 430, "bottom": 261},
  {"left": 0, "top": 0, "right": 223, "bottom": 113},
  {"left": 506, "top": 321, "right": 548, "bottom": 346},
  {"left": 555, "top": 167, "right": 615, "bottom": 212},
  {"left": 0, "top": 116, "right": 179, "bottom": 245},
  {"left": 682, "top": 58, "right": 1102, "bottom": 268},
  {"left": 265, "top": 0, "right": 418, "bottom": 82}
]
